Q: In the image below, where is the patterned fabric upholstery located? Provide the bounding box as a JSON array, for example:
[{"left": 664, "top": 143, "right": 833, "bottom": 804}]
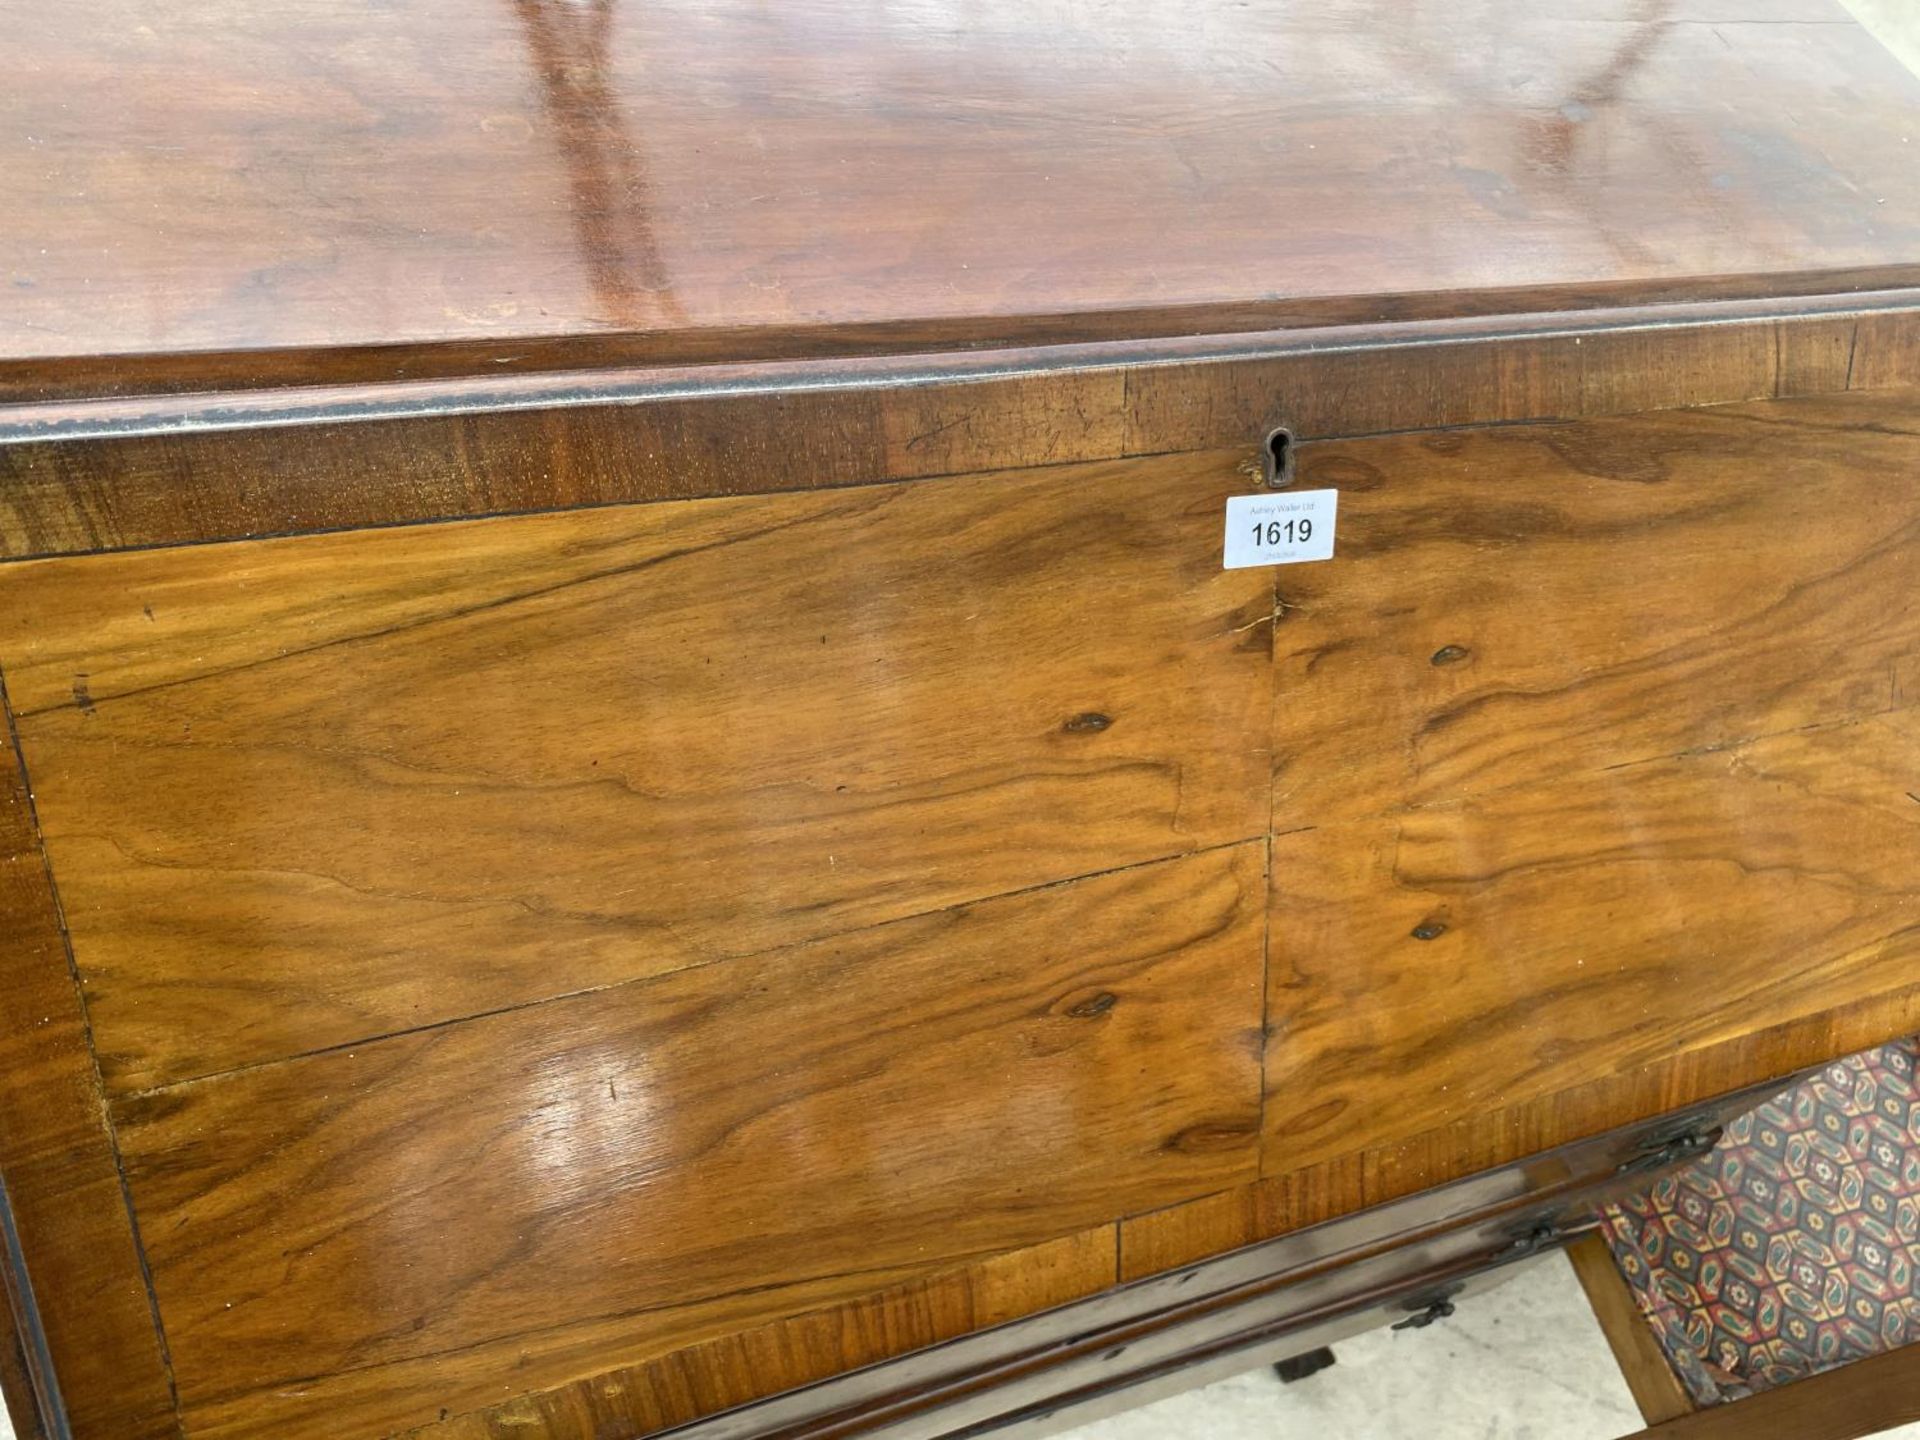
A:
[{"left": 1599, "top": 1042, "right": 1920, "bottom": 1405}]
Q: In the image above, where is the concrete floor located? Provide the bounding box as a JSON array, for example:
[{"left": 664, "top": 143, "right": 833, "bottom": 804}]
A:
[
  {"left": 1060, "top": 1251, "right": 1920, "bottom": 1440},
  {"left": 1849, "top": 0, "right": 1920, "bottom": 76}
]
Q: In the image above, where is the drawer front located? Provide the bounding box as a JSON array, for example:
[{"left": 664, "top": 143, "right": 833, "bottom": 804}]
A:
[{"left": 649, "top": 1073, "right": 1790, "bottom": 1440}]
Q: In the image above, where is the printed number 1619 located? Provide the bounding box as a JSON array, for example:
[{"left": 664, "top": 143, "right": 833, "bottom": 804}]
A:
[{"left": 1253, "top": 518, "right": 1312, "bottom": 546}]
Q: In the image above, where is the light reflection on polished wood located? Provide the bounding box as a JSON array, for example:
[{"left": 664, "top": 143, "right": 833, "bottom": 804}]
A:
[
  {"left": 4, "top": 303, "right": 1920, "bottom": 564},
  {"left": 4, "top": 5, "right": 1920, "bottom": 1422},
  {"left": 1268, "top": 710, "right": 1920, "bottom": 1171},
  {"left": 0, "top": 739, "right": 174, "bottom": 1439},
  {"left": 2, "top": 389, "right": 1920, "bottom": 1436},
  {"left": 0, "top": 452, "right": 1271, "bottom": 1093},
  {"left": 5, "top": 1, "right": 1920, "bottom": 397},
  {"left": 112, "top": 844, "right": 1265, "bottom": 1439},
  {"left": 1260, "top": 389, "right": 1920, "bottom": 1172},
  {"left": 0, "top": 386, "right": 1912, "bottom": 1438}
]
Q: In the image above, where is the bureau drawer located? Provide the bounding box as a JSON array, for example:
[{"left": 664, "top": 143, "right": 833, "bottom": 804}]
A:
[{"left": 650, "top": 1074, "right": 1798, "bottom": 1440}]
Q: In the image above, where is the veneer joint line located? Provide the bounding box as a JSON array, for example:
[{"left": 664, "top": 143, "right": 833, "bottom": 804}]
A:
[
  {"left": 109, "top": 834, "right": 1269, "bottom": 1102},
  {"left": 0, "top": 663, "right": 185, "bottom": 1436}
]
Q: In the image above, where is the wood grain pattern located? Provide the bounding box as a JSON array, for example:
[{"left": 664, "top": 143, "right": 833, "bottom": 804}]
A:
[
  {"left": 3, "top": 303, "right": 1919, "bottom": 563},
  {"left": 111, "top": 843, "right": 1264, "bottom": 1440},
  {"left": 399, "top": 1048, "right": 1824, "bottom": 1440},
  {"left": 394, "top": 1227, "right": 1118, "bottom": 1440},
  {"left": 1123, "top": 310, "right": 1866, "bottom": 458},
  {"left": 1270, "top": 390, "right": 1920, "bottom": 828},
  {"left": 403, "top": 1099, "right": 1673, "bottom": 1440},
  {"left": 1855, "top": 306, "right": 1920, "bottom": 393},
  {"left": 0, "top": 451, "right": 1271, "bottom": 1092},
  {"left": 1568, "top": 1233, "right": 1695, "bottom": 1426},
  {"left": 0, "top": 364, "right": 1129, "bottom": 560},
  {"left": 1266, "top": 707, "right": 1920, "bottom": 1173},
  {"left": 1624, "top": 1341, "right": 1920, "bottom": 1439},
  {"left": 0, "top": 8, "right": 1917, "bottom": 1432},
  {"left": 1120, "top": 1033, "right": 1840, "bottom": 1281},
  {"left": 5, "top": 2, "right": 1920, "bottom": 399},
  {"left": 1254, "top": 392, "right": 1920, "bottom": 1181},
  {"left": 0, "top": 1304, "right": 48, "bottom": 1440},
  {"left": 0, "top": 687, "right": 177, "bottom": 1440},
  {"left": 6, "top": 374, "right": 1920, "bottom": 1437}
]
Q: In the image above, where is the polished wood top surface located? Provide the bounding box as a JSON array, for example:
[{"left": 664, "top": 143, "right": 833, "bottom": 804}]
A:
[{"left": 6, "top": 0, "right": 1920, "bottom": 398}]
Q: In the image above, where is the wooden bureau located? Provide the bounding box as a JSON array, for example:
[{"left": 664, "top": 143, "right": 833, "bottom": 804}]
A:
[{"left": 3, "top": 3, "right": 1920, "bottom": 1437}]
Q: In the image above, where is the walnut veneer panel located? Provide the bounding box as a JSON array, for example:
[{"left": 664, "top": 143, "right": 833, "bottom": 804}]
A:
[
  {"left": 111, "top": 843, "right": 1263, "bottom": 1440},
  {"left": 1268, "top": 712, "right": 1920, "bottom": 1170},
  {"left": 0, "top": 451, "right": 1271, "bottom": 1092},
  {"left": 7, "top": 387, "right": 1920, "bottom": 1440},
  {"left": 7, "top": 1, "right": 1920, "bottom": 396},
  {"left": 1123, "top": 310, "right": 1867, "bottom": 457},
  {"left": 1261, "top": 389, "right": 1920, "bottom": 1177},
  {"left": 390, "top": 1227, "right": 1120, "bottom": 1440},
  {"left": 0, "top": 363, "right": 1129, "bottom": 559},
  {"left": 1271, "top": 394, "right": 1920, "bottom": 826}
]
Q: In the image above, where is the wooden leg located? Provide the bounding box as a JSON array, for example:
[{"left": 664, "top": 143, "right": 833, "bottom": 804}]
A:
[{"left": 1619, "top": 1343, "right": 1920, "bottom": 1440}]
